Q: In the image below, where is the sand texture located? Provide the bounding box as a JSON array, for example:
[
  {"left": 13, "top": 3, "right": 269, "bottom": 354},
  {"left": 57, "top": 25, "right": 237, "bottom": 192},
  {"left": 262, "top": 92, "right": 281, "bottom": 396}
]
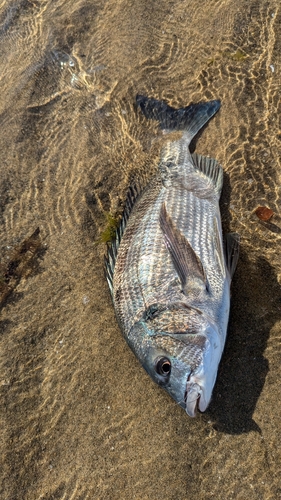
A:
[{"left": 0, "top": 0, "right": 280, "bottom": 498}]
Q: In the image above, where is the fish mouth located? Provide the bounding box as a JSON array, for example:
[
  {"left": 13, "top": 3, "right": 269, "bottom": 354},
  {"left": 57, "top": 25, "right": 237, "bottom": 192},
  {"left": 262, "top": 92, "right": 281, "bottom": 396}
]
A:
[{"left": 185, "top": 382, "right": 201, "bottom": 417}]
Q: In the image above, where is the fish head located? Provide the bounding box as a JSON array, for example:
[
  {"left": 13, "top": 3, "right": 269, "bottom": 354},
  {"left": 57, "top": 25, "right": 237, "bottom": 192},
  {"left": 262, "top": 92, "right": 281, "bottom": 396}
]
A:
[{"left": 128, "top": 310, "right": 222, "bottom": 417}]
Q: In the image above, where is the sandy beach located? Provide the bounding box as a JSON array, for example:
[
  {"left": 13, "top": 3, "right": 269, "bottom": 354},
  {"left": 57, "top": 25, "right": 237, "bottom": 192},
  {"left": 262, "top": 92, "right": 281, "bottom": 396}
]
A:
[{"left": 0, "top": 1, "right": 280, "bottom": 498}]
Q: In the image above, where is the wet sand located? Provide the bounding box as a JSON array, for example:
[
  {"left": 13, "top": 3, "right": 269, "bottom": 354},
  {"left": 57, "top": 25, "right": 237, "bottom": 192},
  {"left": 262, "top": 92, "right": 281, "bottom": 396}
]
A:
[{"left": 0, "top": 0, "right": 280, "bottom": 498}]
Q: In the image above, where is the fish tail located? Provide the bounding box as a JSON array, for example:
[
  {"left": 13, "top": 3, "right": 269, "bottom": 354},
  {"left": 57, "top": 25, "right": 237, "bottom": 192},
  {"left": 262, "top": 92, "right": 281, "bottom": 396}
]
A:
[{"left": 136, "top": 95, "right": 220, "bottom": 143}]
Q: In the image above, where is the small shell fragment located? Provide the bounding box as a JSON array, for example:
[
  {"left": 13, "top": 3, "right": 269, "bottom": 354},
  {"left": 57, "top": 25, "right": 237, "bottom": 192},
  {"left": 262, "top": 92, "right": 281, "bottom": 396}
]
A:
[{"left": 255, "top": 206, "right": 274, "bottom": 221}]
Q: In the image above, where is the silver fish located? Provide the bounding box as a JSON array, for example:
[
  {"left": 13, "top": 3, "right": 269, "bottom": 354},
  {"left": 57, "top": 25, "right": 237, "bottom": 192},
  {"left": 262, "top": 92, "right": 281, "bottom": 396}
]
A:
[{"left": 105, "top": 95, "right": 239, "bottom": 417}]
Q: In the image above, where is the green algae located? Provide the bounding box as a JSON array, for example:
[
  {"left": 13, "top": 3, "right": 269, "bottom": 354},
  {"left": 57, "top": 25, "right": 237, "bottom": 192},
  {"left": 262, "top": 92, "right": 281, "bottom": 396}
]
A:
[
  {"left": 207, "top": 48, "right": 248, "bottom": 66},
  {"left": 225, "top": 48, "right": 248, "bottom": 61},
  {"left": 98, "top": 212, "right": 120, "bottom": 244}
]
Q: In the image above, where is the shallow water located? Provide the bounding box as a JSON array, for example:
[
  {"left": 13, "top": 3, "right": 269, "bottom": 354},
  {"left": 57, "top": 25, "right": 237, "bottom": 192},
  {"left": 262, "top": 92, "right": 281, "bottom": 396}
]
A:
[{"left": 0, "top": 1, "right": 280, "bottom": 499}]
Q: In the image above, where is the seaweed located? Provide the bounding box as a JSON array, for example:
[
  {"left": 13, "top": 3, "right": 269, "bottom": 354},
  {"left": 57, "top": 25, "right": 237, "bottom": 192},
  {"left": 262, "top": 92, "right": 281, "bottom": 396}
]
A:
[
  {"left": 97, "top": 212, "right": 120, "bottom": 244},
  {"left": 228, "top": 49, "right": 248, "bottom": 62},
  {"left": 207, "top": 48, "right": 248, "bottom": 66}
]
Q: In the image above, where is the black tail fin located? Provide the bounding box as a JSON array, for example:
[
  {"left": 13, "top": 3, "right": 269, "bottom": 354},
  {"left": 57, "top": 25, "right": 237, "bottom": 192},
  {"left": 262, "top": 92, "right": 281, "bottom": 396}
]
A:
[{"left": 136, "top": 95, "right": 220, "bottom": 142}]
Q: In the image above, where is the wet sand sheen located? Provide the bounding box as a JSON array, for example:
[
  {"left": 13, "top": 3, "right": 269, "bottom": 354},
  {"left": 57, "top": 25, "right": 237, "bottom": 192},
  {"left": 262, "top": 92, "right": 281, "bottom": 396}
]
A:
[{"left": 0, "top": 0, "right": 280, "bottom": 499}]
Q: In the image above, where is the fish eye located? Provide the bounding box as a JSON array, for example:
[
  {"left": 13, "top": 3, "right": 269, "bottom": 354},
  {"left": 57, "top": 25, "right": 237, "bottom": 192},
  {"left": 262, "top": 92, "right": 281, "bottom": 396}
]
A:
[{"left": 155, "top": 357, "right": 171, "bottom": 377}]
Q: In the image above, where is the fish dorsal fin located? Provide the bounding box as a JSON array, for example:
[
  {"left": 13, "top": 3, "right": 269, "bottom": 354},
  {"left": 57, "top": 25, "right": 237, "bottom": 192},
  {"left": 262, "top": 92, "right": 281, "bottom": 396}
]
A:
[
  {"left": 136, "top": 95, "right": 220, "bottom": 143},
  {"left": 104, "top": 183, "right": 141, "bottom": 296},
  {"left": 191, "top": 153, "right": 223, "bottom": 198},
  {"left": 159, "top": 203, "right": 207, "bottom": 296},
  {"left": 225, "top": 233, "right": 240, "bottom": 279}
]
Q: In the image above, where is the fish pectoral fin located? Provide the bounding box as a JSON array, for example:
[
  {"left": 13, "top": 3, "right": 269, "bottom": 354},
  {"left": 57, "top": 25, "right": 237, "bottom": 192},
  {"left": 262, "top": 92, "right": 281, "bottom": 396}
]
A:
[
  {"left": 225, "top": 232, "right": 240, "bottom": 279},
  {"left": 159, "top": 203, "right": 207, "bottom": 292}
]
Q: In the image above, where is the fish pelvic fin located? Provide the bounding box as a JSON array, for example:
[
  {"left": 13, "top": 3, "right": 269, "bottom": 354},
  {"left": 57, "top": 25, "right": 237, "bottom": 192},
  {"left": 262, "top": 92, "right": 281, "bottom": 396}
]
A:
[
  {"left": 225, "top": 232, "right": 240, "bottom": 279},
  {"left": 191, "top": 153, "right": 223, "bottom": 199},
  {"left": 159, "top": 203, "right": 207, "bottom": 296},
  {"left": 136, "top": 94, "right": 220, "bottom": 143}
]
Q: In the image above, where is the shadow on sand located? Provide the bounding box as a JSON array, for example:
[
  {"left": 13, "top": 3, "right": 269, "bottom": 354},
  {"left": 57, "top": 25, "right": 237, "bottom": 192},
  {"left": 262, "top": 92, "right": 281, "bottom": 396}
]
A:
[{"left": 205, "top": 174, "right": 281, "bottom": 433}]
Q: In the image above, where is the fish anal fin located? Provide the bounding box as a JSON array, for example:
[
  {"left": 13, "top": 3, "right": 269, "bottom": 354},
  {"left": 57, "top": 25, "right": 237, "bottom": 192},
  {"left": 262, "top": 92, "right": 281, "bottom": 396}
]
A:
[
  {"left": 159, "top": 203, "right": 207, "bottom": 294},
  {"left": 225, "top": 233, "right": 240, "bottom": 279}
]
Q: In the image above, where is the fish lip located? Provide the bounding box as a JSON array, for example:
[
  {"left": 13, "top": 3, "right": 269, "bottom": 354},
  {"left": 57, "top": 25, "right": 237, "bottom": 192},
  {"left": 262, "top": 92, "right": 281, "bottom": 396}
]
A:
[{"left": 185, "top": 382, "right": 201, "bottom": 418}]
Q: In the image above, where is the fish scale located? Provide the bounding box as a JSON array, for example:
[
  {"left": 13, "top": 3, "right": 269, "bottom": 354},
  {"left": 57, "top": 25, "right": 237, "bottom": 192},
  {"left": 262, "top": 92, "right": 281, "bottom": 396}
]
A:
[
  {"left": 105, "top": 95, "right": 239, "bottom": 417},
  {"left": 115, "top": 181, "right": 221, "bottom": 329},
  {"left": 113, "top": 178, "right": 164, "bottom": 331}
]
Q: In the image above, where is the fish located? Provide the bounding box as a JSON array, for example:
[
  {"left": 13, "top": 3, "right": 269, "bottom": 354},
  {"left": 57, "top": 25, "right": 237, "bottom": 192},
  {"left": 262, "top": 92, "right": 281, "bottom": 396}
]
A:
[{"left": 105, "top": 95, "right": 239, "bottom": 417}]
